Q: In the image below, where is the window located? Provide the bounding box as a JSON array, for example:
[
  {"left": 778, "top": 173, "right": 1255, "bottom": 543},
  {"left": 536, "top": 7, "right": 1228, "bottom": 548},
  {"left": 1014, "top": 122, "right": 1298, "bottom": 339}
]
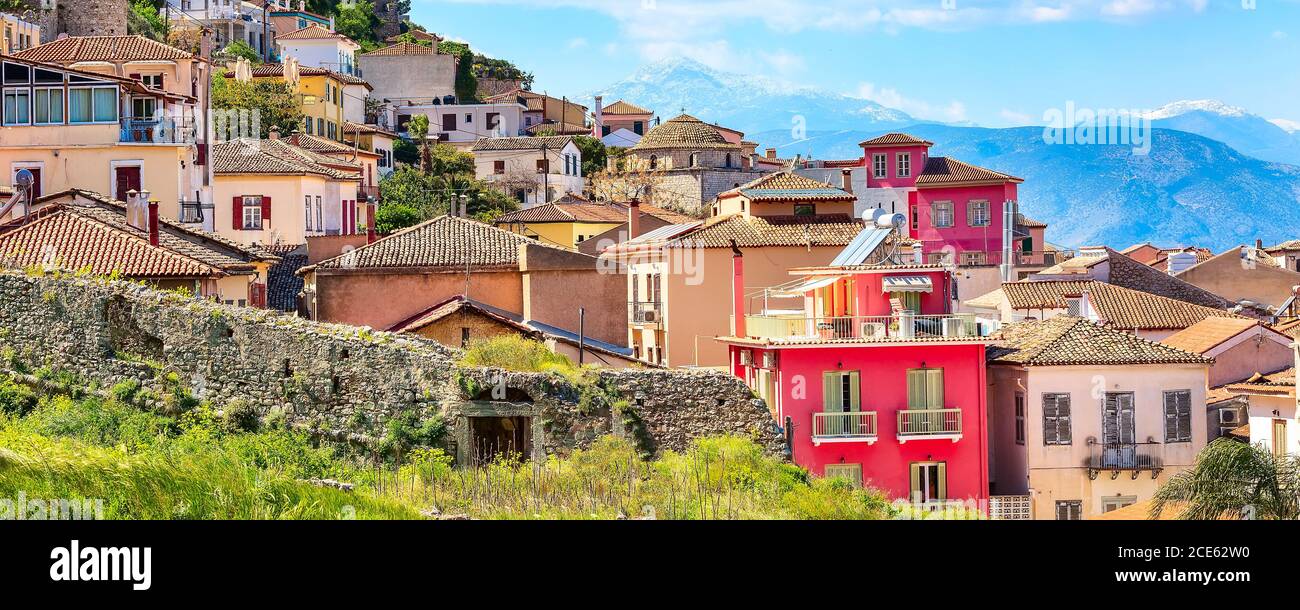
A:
[
  {"left": 441, "top": 113, "right": 456, "bottom": 133},
  {"left": 493, "top": 160, "right": 505, "bottom": 174},
  {"left": 824, "top": 464, "right": 863, "bottom": 487},
  {"left": 3, "top": 88, "right": 30, "bottom": 125},
  {"left": 897, "top": 152, "right": 911, "bottom": 178},
  {"left": 1014, "top": 393, "right": 1025, "bottom": 445},
  {"left": 315, "top": 196, "right": 323, "bottom": 232},
  {"left": 909, "top": 463, "right": 946, "bottom": 503},
  {"left": 822, "top": 371, "right": 860, "bottom": 413},
  {"left": 910, "top": 205, "right": 918, "bottom": 230},
  {"left": 536, "top": 159, "right": 549, "bottom": 173},
  {"left": 464, "top": 113, "right": 472, "bottom": 124},
  {"left": 1055, "top": 500, "right": 1083, "bottom": 520},
  {"left": 460, "top": 327, "right": 471, "bottom": 349},
  {"left": 967, "top": 199, "right": 990, "bottom": 227},
  {"left": 906, "top": 368, "right": 944, "bottom": 410},
  {"left": 1273, "top": 419, "right": 1288, "bottom": 457},
  {"left": 241, "top": 196, "right": 263, "bottom": 230},
  {"left": 648, "top": 155, "right": 657, "bottom": 169},
  {"left": 1163, "top": 390, "right": 1192, "bottom": 443},
  {"left": 960, "top": 251, "right": 987, "bottom": 266},
  {"left": 793, "top": 204, "right": 816, "bottom": 217},
  {"left": 932, "top": 201, "right": 953, "bottom": 227},
  {"left": 1042, "top": 393, "right": 1072, "bottom": 445},
  {"left": 1101, "top": 496, "right": 1137, "bottom": 513},
  {"left": 141, "top": 74, "right": 163, "bottom": 90},
  {"left": 304, "top": 196, "right": 313, "bottom": 232},
  {"left": 317, "top": 118, "right": 324, "bottom": 135},
  {"left": 304, "top": 116, "right": 313, "bottom": 134},
  {"left": 131, "top": 97, "right": 156, "bottom": 120},
  {"left": 486, "top": 112, "right": 500, "bottom": 132},
  {"left": 872, "top": 153, "right": 887, "bottom": 179}
]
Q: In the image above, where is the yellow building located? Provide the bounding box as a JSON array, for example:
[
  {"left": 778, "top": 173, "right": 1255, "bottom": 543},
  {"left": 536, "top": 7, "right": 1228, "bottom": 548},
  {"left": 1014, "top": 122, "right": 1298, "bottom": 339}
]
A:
[
  {"left": 229, "top": 64, "right": 365, "bottom": 143},
  {"left": 1, "top": 12, "right": 39, "bottom": 55},
  {"left": 493, "top": 194, "right": 694, "bottom": 250}
]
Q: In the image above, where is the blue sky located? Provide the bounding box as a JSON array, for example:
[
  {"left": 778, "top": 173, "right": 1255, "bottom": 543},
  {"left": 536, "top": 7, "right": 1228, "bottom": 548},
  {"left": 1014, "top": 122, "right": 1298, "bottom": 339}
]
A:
[{"left": 413, "top": 0, "right": 1300, "bottom": 127}]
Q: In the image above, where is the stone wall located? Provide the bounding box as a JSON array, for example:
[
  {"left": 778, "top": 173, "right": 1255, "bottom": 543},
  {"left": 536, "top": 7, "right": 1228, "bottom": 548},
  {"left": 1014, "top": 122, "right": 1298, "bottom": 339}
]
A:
[
  {"left": 0, "top": 271, "right": 784, "bottom": 458},
  {"left": 24, "top": 1, "right": 128, "bottom": 40}
]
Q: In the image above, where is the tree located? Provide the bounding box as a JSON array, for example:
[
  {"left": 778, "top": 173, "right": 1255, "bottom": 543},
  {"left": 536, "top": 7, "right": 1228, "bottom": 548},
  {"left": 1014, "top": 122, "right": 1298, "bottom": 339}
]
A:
[
  {"left": 377, "top": 168, "right": 519, "bottom": 230},
  {"left": 211, "top": 75, "right": 306, "bottom": 140},
  {"left": 127, "top": 0, "right": 169, "bottom": 42},
  {"left": 573, "top": 136, "right": 607, "bottom": 178},
  {"left": 437, "top": 40, "right": 478, "bottom": 102},
  {"left": 218, "top": 40, "right": 264, "bottom": 65},
  {"left": 334, "top": 0, "right": 380, "bottom": 50},
  {"left": 405, "top": 115, "right": 432, "bottom": 173},
  {"left": 1152, "top": 439, "right": 1300, "bottom": 520}
]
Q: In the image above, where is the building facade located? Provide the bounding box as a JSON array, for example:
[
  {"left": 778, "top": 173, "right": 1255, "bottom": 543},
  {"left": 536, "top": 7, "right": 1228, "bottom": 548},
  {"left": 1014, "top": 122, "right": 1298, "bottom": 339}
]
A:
[{"left": 471, "top": 136, "right": 584, "bottom": 207}]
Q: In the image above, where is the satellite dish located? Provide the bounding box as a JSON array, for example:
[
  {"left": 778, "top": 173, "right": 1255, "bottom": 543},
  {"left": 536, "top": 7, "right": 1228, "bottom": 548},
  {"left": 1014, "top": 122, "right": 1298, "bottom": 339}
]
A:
[{"left": 15, "top": 169, "right": 33, "bottom": 189}]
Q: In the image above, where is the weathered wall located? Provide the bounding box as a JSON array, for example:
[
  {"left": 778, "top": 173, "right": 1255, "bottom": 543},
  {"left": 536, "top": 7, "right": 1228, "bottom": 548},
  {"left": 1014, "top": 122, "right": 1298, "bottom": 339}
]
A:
[{"left": 0, "top": 271, "right": 783, "bottom": 458}]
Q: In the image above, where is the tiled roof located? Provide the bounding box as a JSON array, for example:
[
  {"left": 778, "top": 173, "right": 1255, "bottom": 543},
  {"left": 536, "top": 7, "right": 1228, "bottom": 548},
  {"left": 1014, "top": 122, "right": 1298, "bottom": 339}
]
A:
[
  {"left": 1001, "top": 280, "right": 1243, "bottom": 330},
  {"left": 276, "top": 24, "right": 355, "bottom": 43},
  {"left": 665, "top": 214, "right": 863, "bottom": 249},
  {"left": 859, "top": 133, "right": 934, "bottom": 148},
  {"left": 287, "top": 132, "right": 355, "bottom": 155},
  {"left": 362, "top": 41, "right": 436, "bottom": 56},
  {"left": 1103, "top": 247, "right": 1234, "bottom": 308},
  {"left": 1159, "top": 317, "right": 1268, "bottom": 354},
  {"left": 0, "top": 191, "right": 275, "bottom": 278},
  {"left": 213, "top": 139, "right": 358, "bottom": 179},
  {"left": 267, "top": 251, "right": 307, "bottom": 312},
  {"left": 988, "top": 317, "right": 1212, "bottom": 367},
  {"left": 1272, "top": 318, "right": 1300, "bottom": 338},
  {"left": 602, "top": 100, "right": 652, "bottom": 115},
  {"left": 1223, "top": 368, "right": 1297, "bottom": 397},
  {"left": 1015, "top": 213, "right": 1047, "bottom": 228},
  {"left": 525, "top": 121, "right": 590, "bottom": 136},
  {"left": 1264, "top": 239, "right": 1300, "bottom": 253},
  {"left": 310, "top": 215, "right": 578, "bottom": 271},
  {"left": 344, "top": 121, "right": 398, "bottom": 139},
  {"left": 630, "top": 114, "right": 738, "bottom": 151},
  {"left": 225, "top": 63, "right": 368, "bottom": 87},
  {"left": 471, "top": 136, "right": 574, "bottom": 152},
  {"left": 728, "top": 172, "right": 856, "bottom": 202},
  {"left": 496, "top": 200, "right": 694, "bottom": 225},
  {"left": 13, "top": 35, "right": 196, "bottom": 63},
  {"left": 916, "top": 156, "right": 1023, "bottom": 186}
]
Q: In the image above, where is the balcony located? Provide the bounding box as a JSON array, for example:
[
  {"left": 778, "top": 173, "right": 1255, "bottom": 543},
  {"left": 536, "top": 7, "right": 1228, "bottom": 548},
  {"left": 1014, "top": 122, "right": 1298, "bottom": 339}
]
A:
[
  {"left": 1088, "top": 441, "right": 1164, "bottom": 479},
  {"left": 630, "top": 301, "right": 663, "bottom": 326},
  {"left": 178, "top": 200, "right": 212, "bottom": 225},
  {"left": 744, "top": 313, "right": 987, "bottom": 343},
  {"left": 812, "top": 412, "right": 878, "bottom": 446},
  {"left": 897, "top": 408, "right": 963, "bottom": 443},
  {"left": 120, "top": 118, "right": 196, "bottom": 145}
]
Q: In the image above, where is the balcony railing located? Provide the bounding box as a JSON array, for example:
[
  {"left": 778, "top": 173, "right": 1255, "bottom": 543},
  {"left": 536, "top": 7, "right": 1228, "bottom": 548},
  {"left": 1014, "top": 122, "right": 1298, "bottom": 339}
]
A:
[
  {"left": 121, "top": 118, "right": 196, "bottom": 144},
  {"left": 1088, "top": 441, "right": 1164, "bottom": 479},
  {"left": 630, "top": 301, "right": 663, "bottom": 325},
  {"left": 358, "top": 185, "right": 381, "bottom": 203},
  {"left": 897, "top": 408, "right": 963, "bottom": 442},
  {"left": 178, "top": 200, "right": 211, "bottom": 224},
  {"left": 812, "top": 412, "right": 878, "bottom": 446},
  {"left": 744, "top": 313, "right": 986, "bottom": 342}
]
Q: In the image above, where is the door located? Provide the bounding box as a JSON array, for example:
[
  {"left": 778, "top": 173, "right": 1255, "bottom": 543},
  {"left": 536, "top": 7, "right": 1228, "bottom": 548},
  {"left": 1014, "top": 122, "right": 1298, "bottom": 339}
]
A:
[
  {"left": 1102, "top": 392, "right": 1137, "bottom": 468},
  {"left": 113, "top": 166, "right": 142, "bottom": 202},
  {"left": 1273, "top": 420, "right": 1288, "bottom": 457},
  {"left": 905, "top": 368, "right": 944, "bottom": 433},
  {"left": 13, "top": 167, "right": 40, "bottom": 199},
  {"left": 822, "top": 371, "right": 860, "bottom": 436},
  {"left": 909, "top": 462, "right": 947, "bottom": 503}
]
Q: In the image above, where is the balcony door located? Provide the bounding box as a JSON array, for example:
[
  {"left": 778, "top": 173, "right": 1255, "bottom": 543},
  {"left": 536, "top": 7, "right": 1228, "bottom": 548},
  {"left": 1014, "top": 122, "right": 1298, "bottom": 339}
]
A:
[
  {"left": 909, "top": 462, "right": 947, "bottom": 503},
  {"left": 113, "top": 166, "right": 142, "bottom": 203},
  {"left": 822, "top": 371, "right": 860, "bottom": 437},
  {"left": 1102, "top": 392, "right": 1137, "bottom": 468}
]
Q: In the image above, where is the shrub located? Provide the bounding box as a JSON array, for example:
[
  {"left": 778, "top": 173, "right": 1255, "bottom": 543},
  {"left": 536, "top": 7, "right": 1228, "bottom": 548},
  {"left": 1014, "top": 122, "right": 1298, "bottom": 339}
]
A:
[
  {"left": 222, "top": 399, "right": 260, "bottom": 433},
  {"left": 0, "top": 378, "right": 38, "bottom": 416},
  {"left": 460, "top": 335, "right": 576, "bottom": 378}
]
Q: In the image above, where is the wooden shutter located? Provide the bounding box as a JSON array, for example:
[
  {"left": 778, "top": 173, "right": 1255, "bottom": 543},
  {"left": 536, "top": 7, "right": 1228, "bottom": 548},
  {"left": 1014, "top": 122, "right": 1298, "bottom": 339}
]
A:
[
  {"left": 822, "top": 372, "right": 839, "bottom": 413},
  {"left": 261, "top": 196, "right": 272, "bottom": 223},
  {"left": 966, "top": 201, "right": 975, "bottom": 226},
  {"left": 848, "top": 371, "right": 860, "bottom": 412},
  {"left": 925, "top": 369, "right": 944, "bottom": 409},
  {"left": 1044, "top": 393, "right": 1072, "bottom": 445},
  {"left": 1118, "top": 394, "right": 1135, "bottom": 444},
  {"left": 1103, "top": 393, "right": 1119, "bottom": 445},
  {"left": 936, "top": 463, "right": 947, "bottom": 500},
  {"left": 906, "top": 369, "right": 925, "bottom": 410},
  {"left": 909, "top": 463, "right": 921, "bottom": 503},
  {"left": 232, "top": 196, "right": 242, "bottom": 230},
  {"left": 1165, "top": 391, "right": 1192, "bottom": 442}
]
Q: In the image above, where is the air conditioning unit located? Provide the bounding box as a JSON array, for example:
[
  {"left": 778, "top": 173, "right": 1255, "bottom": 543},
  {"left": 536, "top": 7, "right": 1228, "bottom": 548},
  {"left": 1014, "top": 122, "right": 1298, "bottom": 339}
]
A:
[
  {"left": 738, "top": 350, "right": 753, "bottom": 366},
  {"left": 942, "top": 317, "right": 969, "bottom": 337},
  {"left": 762, "top": 351, "right": 778, "bottom": 369},
  {"left": 642, "top": 310, "right": 658, "bottom": 323},
  {"left": 861, "top": 322, "right": 886, "bottom": 338},
  {"left": 1219, "top": 409, "right": 1241, "bottom": 425}
]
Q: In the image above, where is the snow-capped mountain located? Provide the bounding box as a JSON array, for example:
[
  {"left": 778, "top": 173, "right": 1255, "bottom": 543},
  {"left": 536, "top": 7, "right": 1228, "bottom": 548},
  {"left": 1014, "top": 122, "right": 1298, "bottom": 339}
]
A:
[
  {"left": 585, "top": 58, "right": 915, "bottom": 135},
  {"left": 1140, "top": 99, "right": 1300, "bottom": 165}
]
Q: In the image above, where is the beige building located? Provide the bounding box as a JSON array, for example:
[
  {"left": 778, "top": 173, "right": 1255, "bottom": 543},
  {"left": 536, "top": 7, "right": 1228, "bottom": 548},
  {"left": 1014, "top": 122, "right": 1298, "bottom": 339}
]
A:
[
  {"left": 3, "top": 37, "right": 211, "bottom": 224},
  {"left": 358, "top": 41, "right": 457, "bottom": 106},
  {"left": 987, "top": 317, "right": 1212, "bottom": 520},
  {"left": 2, "top": 12, "right": 39, "bottom": 55},
  {"left": 1173, "top": 245, "right": 1300, "bottom": 311}
]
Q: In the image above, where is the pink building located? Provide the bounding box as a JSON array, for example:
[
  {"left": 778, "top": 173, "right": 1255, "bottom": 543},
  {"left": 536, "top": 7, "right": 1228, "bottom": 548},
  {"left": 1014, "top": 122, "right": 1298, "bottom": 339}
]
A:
[{"left": 717, "top": 219, "right": 992, "bottom": 504}]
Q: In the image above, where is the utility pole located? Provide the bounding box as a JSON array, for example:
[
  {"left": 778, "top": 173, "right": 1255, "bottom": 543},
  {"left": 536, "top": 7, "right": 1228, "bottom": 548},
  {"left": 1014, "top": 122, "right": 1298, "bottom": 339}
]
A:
[{"left": 578, "top": 307, "right": 586, "bottom": 365}]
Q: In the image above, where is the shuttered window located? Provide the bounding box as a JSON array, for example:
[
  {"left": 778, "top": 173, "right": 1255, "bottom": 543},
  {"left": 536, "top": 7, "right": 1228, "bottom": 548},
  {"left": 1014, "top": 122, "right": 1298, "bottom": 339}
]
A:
[
  {"left": 824, "top": 464, "right": 863, "bottom": 487},
  {"left": 1055, "top": 500, "right": 1083, "bottom": 520},
  {"left": 967, "top": 199, "right": 990, "bottom": 227},
  {"left": 1164, "top": 390, "right": 1193, "bottom": 443},
  {"left": 932, "top": 201, "right": 953, "bottom": 227},
  {"left": 1103, "top": 392, "right": 1135, "bottom": 446},
  {"left": 1042, "top": 393, "right": 1072, "bottom": 445},
  {"left": 822, "top": 371, "right": 860, "bottom": 413},
  {"left": 1015, "top": 393, "right": 1025, "bottom": 445},
  {"left": 906, "top": 368, "right": 944, "bottom": 410}
]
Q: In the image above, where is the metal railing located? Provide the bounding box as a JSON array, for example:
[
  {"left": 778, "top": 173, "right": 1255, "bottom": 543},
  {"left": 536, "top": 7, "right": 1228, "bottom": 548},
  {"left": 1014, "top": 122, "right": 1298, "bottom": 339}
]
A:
[
  {"left": 120, "top": 118, "right": 196, "bottom": 144},
  {"left": 744, "top": 313, "right": 985, "bottom": 341},
  {"left": 897, "top": 408, "right": 963, "bottom": 439},
  {"left": 1088, "top": 442, "right": 1163, "bottom": 472},
  {"left": 178, "top": 200, "right": 210, "bottom": 224},
  {"left": 812, "top": 412, "right": 878, "bottom": 444},
  {"left": 630, "top": 301, "right": 663, "bottom": 325}
]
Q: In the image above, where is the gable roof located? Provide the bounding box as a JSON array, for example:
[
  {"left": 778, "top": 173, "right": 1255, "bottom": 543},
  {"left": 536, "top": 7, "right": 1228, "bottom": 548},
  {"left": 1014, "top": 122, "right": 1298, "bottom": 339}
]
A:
[
  {"left": 916, "top": 156, "right": 1023, "bottom": 187},
  {"left": 471, "top": 136, "right": 575, "bottom": 152},
  {"left": 1000, "top": 280, "right": 1243, "bottom": 331},
  {"left": 988, "top": 317, "right": 1211, "bottom": 367},
  {"left": 725, "top": 172, "right": 856, "bottom": 202},
  {"left": 13, "top": 35, "right": 197, "bottom": 63},
  {"left": 362, "top": 41, "right": 437, "bottom": 57},
  {"left": 1223, "top": 367, "right": 1297, "bottom": 397},
  {"left": 276, "top": 24, "right": 357, "bottom": 44},
  {"left": 495, "top": 200, "right": 694, "bottom": 225},
  {"left": 859, "top": 133, "right": 934, "bottom": 148},
  {"left": 213, "top": 139, "right": 359, "bottom": 179},
  {"left": 307, "top": 215, "right": 579, "bottom": 271},
  {"left": 1102, "top": 247, "right": 1234, "bottom": 308},
  {"left": 1264, "top": 239, "right": 1300, "bottom": 253},
  {"left": 1159, "top": 317, "right": 1284, "bottom": 354},
  {"left": 602, "top": 100, "right": 653, "bottom": 115},
  {"left": 663, "top": 213, "right": 863, "bottom": 249}
]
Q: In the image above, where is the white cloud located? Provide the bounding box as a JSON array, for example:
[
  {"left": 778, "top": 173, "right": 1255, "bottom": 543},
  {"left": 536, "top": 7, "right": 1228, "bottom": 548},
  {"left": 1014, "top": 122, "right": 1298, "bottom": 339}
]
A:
[
  {"left": 759, "top": 50, "right": 807, "bottom": 76},
  {"left": 999, "top": 109, "right": 1039, "bottom": 126},
  {"left": 856, "top": 82, "right": 968, "bottom": 123},
  {"left": 566, "top": 37, "right": 589, "bottom": 49}
]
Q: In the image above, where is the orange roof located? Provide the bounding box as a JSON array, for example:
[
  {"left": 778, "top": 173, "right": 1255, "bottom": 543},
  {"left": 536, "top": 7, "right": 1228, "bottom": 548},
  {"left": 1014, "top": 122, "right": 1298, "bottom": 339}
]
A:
[
  {"left": 1223, "top": 368, "right": 1296, "bottom": 397},
  {"left": 1001, "top": 280, "right": 1243, "bottom": 331},
  {"left": 276, "top": 24, "right": 356, "bottom": 43},
  {"left": 602, "top": 100, "right": 653, "bottom": 116},
  {"left": 13, "top": 35, "right": 197, "bottom": 63},
  {"left": 916, "top": 156, "right": 1023, "bottom": 187},
  {"left": 1159, "top": 317, "right": 1267, "bottom": 354},
  {"left": 859, "top": 133, "right": 934, "bottom": 148},
  {"left": 362, "top": 41, "right": 437, "bottom": 57}
]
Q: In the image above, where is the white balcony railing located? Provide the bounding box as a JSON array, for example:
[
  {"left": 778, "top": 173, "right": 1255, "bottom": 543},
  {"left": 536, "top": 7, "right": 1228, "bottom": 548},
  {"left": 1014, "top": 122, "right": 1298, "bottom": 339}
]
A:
[
  {"left": 744, "top": 313, "right": 985, "bottom": 343},
  {"left": 812, "top": 412, "right": 878, "bottom": 446},
  {"left": 897, "top": 408, "right": 962, "bottom": 442}
]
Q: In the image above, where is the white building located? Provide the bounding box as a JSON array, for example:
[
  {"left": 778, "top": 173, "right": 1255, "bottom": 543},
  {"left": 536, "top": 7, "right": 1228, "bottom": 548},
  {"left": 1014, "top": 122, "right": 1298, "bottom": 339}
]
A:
[
  {"left": 471, "top": 136, "right": 584, "bottom": 208},
  {"left": 396, "top": 101, "right": 528, "bottom": 149},
  {"left": 166, "top": 1, "right": 275, "bottom": 59},
  {"left": 274, "top": 23, "right": 360, "bottom": 76}
]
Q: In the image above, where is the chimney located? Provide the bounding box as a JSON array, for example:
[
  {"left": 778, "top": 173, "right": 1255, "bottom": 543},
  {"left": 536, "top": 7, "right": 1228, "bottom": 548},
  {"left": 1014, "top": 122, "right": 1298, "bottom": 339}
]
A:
[
  {"left": 731, "top": 240, "right": 747, "bottom": 338},
  {"left": 1256, "top": 239, "right": 1264, "bottom": 250},
  {"left": 367, "top": 201, "right": 377, "bottom": 244},
  {"left": 147, "top": 200, "right": 160, "bottom": 247},
  {"left": 628, "top": 198, "right": 642, "bottom": 240},
  {"left": 593, "top": 95, "right": 604, "bottom": 138},
  {"left": 765, "top": 148, "right": 777, "bottom": 160},
  {"left": 268, "top": 125, "right": 280, "bottom": 140},
  {"left": 840, "top": 169, "right": 853, "bottom": 194}
]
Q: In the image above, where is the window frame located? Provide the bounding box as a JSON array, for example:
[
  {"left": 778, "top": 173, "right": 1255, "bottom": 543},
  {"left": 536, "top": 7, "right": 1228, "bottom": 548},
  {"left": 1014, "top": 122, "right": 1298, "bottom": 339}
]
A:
[
  {"left": 241, "top": 195, "right": 263, "bottom": 230},
  {"left": 1042, "top": 392, "right": 1072, "bottom": 446},
  {"left": 824, "top": 463, "right": 863, "bottom": 487},
  {"left": 1055, "top": 500, "right": 1083, "bottom": 520},
  {"left": 896, "top": 152, "right": 911, "bottom": 178},
  {"left": 932, "top": 200, "right": 953, "bottom": 228},
  {"left": 2, "top": 86, "right": 31, "bottom": 126},
  {"left": 872, "top": 153, "right": 887, "bottom": 179},
  {"left": 1163, "top": 389, "right": 1193, "bottom": 443},
  {"left": 968, "top": 199, "right": 990, "bottom": 227},
  {"left": 1014, "top": 392, "right": 1025, "bottom": 445}
]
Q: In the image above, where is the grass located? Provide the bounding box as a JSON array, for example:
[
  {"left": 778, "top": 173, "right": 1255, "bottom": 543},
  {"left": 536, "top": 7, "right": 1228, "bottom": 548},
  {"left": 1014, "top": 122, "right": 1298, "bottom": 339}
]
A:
[{"left": 459, "top": 334, "right": 581, "bottom": 379}]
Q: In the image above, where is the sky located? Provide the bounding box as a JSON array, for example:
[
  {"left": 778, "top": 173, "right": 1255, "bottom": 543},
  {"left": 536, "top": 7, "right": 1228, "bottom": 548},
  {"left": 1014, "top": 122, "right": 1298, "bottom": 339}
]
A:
[{"left": 412, "top": 0, "right": 1300, "bottom": 127}]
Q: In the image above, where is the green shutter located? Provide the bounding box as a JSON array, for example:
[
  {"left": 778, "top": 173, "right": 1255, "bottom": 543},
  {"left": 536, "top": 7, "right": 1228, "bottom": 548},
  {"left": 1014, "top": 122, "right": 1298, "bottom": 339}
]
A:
[
  {"left": 909, "top": 463, "right": 921, "bottom": 503},
  {"left": 926, "top": 369, "right": 945, "bottom": 409},
  {"left": 907, "top": 370, "right": 924, "bottom": 410},
  {"left": 822, "top": 372, "right": 838, "bottom": 413},
  {"left": 936, "top": 463, "right": 947, "bottom": 500},
  {"left": 848, "top": 371, "right": 860, "bottom": 412}
]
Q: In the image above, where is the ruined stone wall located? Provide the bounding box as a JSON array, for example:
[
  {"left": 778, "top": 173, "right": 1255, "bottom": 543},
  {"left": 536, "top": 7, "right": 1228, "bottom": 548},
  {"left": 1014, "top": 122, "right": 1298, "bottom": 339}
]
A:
[
  {"left": 0, "top": 271, "right": 784, "bottom": 458},
  {"left": 23, "top": 0, "right": 128, "bottom": 40}
]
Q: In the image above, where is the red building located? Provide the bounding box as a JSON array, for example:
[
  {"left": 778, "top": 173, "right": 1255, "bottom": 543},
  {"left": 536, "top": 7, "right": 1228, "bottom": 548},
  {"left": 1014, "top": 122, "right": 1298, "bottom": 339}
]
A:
[{"left": 718, "top": 218, "right": 991, "bottom": 505}]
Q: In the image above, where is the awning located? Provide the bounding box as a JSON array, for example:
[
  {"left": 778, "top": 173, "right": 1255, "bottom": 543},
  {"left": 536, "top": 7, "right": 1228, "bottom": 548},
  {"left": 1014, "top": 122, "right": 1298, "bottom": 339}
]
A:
[
  {"left": 771, "top": 275, "right": 845, "bottom": 297},
  {"left": 883, "top": 276, "right": 933, "bottom": 293}
]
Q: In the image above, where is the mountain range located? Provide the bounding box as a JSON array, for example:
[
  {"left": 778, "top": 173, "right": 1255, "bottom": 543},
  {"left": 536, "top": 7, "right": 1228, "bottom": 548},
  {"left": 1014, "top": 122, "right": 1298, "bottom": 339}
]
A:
[{"left": 589, "top": 59, "right": 1300, "bottom": 251}]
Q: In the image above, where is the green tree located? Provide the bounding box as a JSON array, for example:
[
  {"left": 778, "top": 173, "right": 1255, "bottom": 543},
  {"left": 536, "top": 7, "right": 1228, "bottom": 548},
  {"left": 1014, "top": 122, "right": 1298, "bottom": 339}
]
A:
[
  {"left": 334, "top": 0, "right": 380, "bottom": 49},
  {"left": 127, "top": 0, "right": 169, "bottom": 42},
  {"left": 1152, "top": 439, "right": 1300, "bottom": 520},
  {"left": 573, "top": 136, "right": 607, "bottom": 178},
  {"left": 219, "top": 40, "right": 264, "bottom": 65},
  {"left": 394, "top": 32, "right": 433, "bottom": 47},
  {"left": 437, "top": 40, "right": 478, "bottom": 102},
  {"left": 405, "top": 114, "right": 432, "bottom": 173},
  {"left": 211, "top": 75, "right": 306, "bottom": 140}
]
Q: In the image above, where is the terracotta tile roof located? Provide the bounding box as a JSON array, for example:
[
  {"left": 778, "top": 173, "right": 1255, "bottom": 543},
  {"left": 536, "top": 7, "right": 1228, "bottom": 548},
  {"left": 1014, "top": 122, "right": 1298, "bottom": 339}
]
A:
[
  {"left": 213, "top": 139, "right": 358, "bottom": 179},
  {"left": 1001, "top": 280, "right": 1244, "bottom": 330},
  {"left": 1272, "top": 318, "right": 1300, "bottom": 338},
  {"left": 225, "top": 63, "right": 368, "bottom": 88},
  {"left": 1015, "top": 213, "right": 1047, "bottom": 228},
  {"left": 720, "top": 335, "right": 987, "bottom": 347},
  {"left": 1159, "top": 317, "right": 1268, "bottom": 354},
  {"left": 362, "top": 41, "right": 437, "bottom": 56},
  {"left": 267, "top": 251, "right": 307, "bottom": 312},
  {"left": 13, "top": 35, "right": 196, "bottom": 63},
  {"left": 309, "top": 215, "right": 578, "bottom": 271},
  {"left": 859, "top": 133, "right": 934, "bottom": 148},
  {"left": 602, "top": 100, "right": 652, "bottom": 115},
  {"left": 1228, "top": 424, "right": 1251, "bottom": 439},
  {"left": 630, "top": 114, "right": 738, "bottom": 151},
  {"left": 1264, "top": 239, "right": 1300, "bottom": 253},
  {"left": 1223, "top": 368, "right": 1296, "bottom": 397},
  {"left": 727, "top": 172, "right": 856, "bottom": 202},
  {"left": 664, "top": 214, "right": 863, "bottom": 249},
  {"left": 525, "top": 121, "right": 590, "bottom": 136},
  {"left": 344, "top": 121, "right": 398, "bottom": 139},
  {"left": 1103, "top": 247, "right": 1234, "bottom": 308},
  {"left": 916, "top": 156, "right": 1023, "bottom": 186},
  {"left": 287, "top": 132, "right": 355, "bottom": 155},
  {"left": 471, "top": 136, "right": 575, "bottom": 152},
  {"left": 0, "top": 191, "right": 276, "bottom": 278},
  {"left": 496, "top": 200, "right": 694, "bottom": 225},
  {"left": 988, "top": 317, "right": 1212, "bottom": 367},
  {"left": 276, "top": 24, "right": 355, "bottom": 43}
]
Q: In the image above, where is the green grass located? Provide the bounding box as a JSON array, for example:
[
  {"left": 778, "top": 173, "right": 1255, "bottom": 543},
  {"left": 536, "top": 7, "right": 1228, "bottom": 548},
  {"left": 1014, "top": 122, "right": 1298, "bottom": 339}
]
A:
[{"left": 459, "top": 334, "right": 581, "bottom": 378}]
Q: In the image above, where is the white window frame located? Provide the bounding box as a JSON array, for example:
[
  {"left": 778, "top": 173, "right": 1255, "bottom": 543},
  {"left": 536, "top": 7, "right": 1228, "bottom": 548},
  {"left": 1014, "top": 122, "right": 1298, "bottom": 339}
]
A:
[
  {"left": 1101, "top": 496, "right": 1138, "bottom": 513},
  {"left": 140, "top": 74, "right": 163, "bottom": 90},
  {"left": 67, "top": 85, "right": 120, "bottom": 125},
  {"left": 932, "top": 200, "right": 953, "bottom": 228},
  {"left": 304, "top": 195, "right": 314, "bottom": 232},
  {"left": 241, "top": 195, "right": 262, "bottom": 230},
  {"left": 3, "top": 87, "right": 31, "bottom": 126},
  {"left": 872, "top": 153, "right": 888, "bottom": 179},
  {"left": 969, "top": 199, "right": 990, "bottom": 227},
  {"left": 32, "top": 86, "right": 64, "bottom": 125},
  {"left": 896, "top": 152, "right": 911, "bottom": 178},
  {"left": 824, "top": 463, "right": 863, "bottom": 487}
]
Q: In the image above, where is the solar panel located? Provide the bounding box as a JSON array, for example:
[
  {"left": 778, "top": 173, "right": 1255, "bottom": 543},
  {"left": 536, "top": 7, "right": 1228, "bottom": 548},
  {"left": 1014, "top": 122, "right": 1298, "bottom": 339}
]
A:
[{"left": 830, "top": 227, "right": 892, "bottom": 266}]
